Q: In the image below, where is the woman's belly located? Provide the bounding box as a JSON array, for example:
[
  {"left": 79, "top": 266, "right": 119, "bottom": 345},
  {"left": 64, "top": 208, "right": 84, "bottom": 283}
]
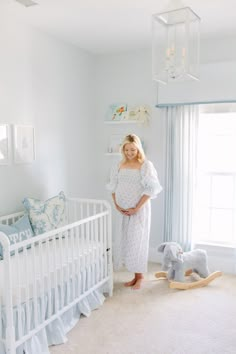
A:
[{"left": 116, "top": 183, "right": 142, "bottom": 209}]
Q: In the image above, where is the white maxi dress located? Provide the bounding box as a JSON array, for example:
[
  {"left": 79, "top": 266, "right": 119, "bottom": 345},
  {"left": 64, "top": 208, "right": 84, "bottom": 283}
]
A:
[{"left": 107, "top": 160, "right": 162, "bottom": 273}]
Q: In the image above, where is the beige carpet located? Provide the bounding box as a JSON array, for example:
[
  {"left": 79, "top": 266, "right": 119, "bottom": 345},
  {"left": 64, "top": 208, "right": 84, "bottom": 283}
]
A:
[{"left": 50, "top": 263, "right": 236, "bottom": 354}]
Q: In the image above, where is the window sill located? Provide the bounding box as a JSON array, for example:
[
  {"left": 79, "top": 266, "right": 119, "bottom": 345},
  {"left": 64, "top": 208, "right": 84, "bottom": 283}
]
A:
[{"left": 193, "top": 241, "right": 236, "bottom": 250}]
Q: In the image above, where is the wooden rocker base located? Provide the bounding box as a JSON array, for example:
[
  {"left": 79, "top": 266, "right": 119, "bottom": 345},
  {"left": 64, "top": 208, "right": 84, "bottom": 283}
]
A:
[
  {"left": 155, "top": 269, "right": 193, "bottom": 279},
  {"left": 155, "top": 270, "right": 222, "bottom": 290}
]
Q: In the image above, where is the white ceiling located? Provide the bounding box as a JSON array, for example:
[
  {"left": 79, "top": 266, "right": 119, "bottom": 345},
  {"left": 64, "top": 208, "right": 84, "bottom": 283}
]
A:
[{"left": 5, "top": 0, "right": 236, "bottom": 54}]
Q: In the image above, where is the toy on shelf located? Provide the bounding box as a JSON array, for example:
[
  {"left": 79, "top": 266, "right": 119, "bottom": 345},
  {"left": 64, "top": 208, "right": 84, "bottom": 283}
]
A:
[
  {"left": 128, "top": 105, "right": 151, "bottom": 125},
  {"left": 155, "top": 242, "right": 222, "bottom": 290}
]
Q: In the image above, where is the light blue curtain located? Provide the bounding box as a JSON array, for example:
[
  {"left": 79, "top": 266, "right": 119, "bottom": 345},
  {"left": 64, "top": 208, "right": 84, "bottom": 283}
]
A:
[{"left": 163, "top": 105, "right": 199, "bottom": 251}]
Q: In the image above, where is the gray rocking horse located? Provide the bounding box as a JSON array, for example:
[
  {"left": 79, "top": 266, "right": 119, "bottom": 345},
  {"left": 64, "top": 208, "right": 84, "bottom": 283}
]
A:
[{"left": 155, "top": 242, "right": 222, "bottom": 290}]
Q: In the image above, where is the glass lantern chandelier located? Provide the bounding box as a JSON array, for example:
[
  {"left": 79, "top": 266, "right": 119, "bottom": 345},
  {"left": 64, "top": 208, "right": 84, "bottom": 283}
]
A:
[{"left": 152, "top": 7, "right": 200, "bottom": 84}]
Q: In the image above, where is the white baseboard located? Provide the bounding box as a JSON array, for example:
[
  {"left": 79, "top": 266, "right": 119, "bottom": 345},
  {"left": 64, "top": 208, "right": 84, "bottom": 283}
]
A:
[
  {"left": 194, "top": 243, "right": 236, "bottom": 275},
  {"left": 148, "top": 246, "right": 162, "bottom": 264}
]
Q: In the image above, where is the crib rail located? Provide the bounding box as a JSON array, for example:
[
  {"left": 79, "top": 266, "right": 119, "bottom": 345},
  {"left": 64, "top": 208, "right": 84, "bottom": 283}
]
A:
[
  {"left": 0, "top": 211, "right": 24, "bottom": 225},
  {"left": 0, "top": 198, "right": 112, "bottom": 354}
]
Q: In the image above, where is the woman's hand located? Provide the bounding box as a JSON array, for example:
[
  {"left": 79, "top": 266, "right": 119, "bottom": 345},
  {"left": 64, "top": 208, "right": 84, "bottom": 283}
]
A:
[
  {"left": 115, "top": 203, "right": 140, "bottom": 216},
  {"left": 122, "top": 207, "right": 139, "bottom": 216},
  {"left": 115, "top": 204, "right": 129, "bottom": 215}
]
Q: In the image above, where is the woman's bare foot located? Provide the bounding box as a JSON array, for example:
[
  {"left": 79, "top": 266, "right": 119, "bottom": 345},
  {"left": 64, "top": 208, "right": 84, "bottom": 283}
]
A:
[
  {"left": 124, "top": 278, "right": 137, "bottom": 287},
  {"left": 132, "top": 277, "right": 143, "bottom": 290}
]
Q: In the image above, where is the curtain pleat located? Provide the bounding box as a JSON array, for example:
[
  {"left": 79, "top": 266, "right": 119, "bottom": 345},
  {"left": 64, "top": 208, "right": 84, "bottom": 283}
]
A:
[{"left": 163, "top": 105, "right": 199, "bottom": 251}]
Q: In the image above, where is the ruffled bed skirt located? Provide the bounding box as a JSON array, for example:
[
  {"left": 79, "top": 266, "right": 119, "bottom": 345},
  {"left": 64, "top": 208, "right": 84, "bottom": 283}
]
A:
[
  {"left": 0, "top": 271, "right": 106, "bottom": 354},
  {"left": 28, "top": 290, "right": 104, "bottom": 354}
]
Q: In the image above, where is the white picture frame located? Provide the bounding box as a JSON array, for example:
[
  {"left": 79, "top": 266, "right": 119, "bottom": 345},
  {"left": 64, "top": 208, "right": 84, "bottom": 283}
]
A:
[
  {"left": 0, "top": 124, "right": 10, "bottom": 165},
  {"left": 14, "top": 125, "right": 35, "bottom": 163}
]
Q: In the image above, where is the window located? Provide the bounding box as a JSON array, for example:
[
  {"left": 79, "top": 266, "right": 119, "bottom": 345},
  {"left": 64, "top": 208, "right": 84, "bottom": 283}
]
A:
[{"left": 192, "top": 106, "right": 236, "bottom": 246}]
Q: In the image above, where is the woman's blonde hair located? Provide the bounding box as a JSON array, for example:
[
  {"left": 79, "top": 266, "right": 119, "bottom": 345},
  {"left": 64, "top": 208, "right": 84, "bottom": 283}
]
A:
[{"left": 120, "top": 134, "right": 145, "bottom": 163}]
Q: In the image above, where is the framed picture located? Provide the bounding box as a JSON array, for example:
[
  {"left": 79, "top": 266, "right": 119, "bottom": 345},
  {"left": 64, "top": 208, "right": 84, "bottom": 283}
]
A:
[
  {"left": 14, "top": 125, "right": 35, "bottom": 163},
  {"left": 105, "top": 104, "right": 128, "bottom": 121},
  {"left": 0, "top": 124, "right": 10, "bottom": 165},
  {"left": 108, "top": 134, "right": 123, "bottom": 154}
]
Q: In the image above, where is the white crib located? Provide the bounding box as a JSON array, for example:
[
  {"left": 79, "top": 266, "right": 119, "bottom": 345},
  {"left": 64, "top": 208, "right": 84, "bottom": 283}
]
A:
[{"left": 0, "top": 198, "right": 113, "bottom": 354}]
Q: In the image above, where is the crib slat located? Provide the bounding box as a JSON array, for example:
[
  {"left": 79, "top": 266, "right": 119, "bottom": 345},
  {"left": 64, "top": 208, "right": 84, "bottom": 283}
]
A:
[
  {"left": 80, "top": 204, "right": 83, "bottom": 221},
  {"left": 91, "top": 220, "right": 95, "bottom": 287},
  {"left": 92, "top": 204, "right": 98, "bottom": 284},
  {"left": 81, "top": 223, "right": 86, "bottom": 293},
  {"left": 32, "top": 243, "right": 39, "bottom": 328},
  {"left": 65, "top": 230, "right": 70, "bottom": 305},
  {"left": 100, "top": 216, "right": 104, "bottom": 280},
  {"left": 94, "top": 218, "right": 99, "bottom": 284},
  {"left": 37, "top": 241, "right": 45, "bottom": 323},
  {"left": 86, "top": 203, "right": 89, "bottom": 219},
  {"left": 86, "top": 222, "right": 90, "bottom": 290},
  {"left": 70, "top": 228, "right": 76, "bottom": 301},
  {"left": 74, "top": 200, "right": 78, "bottom": 223},
  {"left": 53, "top": 237, "right": 59, "bottom": 314},
  {"left": 59, "top": 232, "right": 64, "bottom": 308},
  {"left": 15, "top": 249, "right": 23, "bottom": 340},
  {"left": 23, "top": 247, "right": 30, "bottom": 335},
  {"left": 104, "top": 215, "right": 108, "bottom": 277},
  {"left": 46, "top": 239, "right": 52, "bottom": 319},
  {"left": 75, "top": 225, "right": 81, "bottom": 297},
  {"left": 91, "top": 219, "right": 95, "bottom": 286}
]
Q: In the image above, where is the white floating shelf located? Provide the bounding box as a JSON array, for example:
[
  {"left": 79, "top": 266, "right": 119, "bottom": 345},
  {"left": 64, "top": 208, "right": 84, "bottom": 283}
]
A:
[
  {"left": 104, "top": 120, "right": 139, "bottom": 124},
  {"left": 105, "top": 153, "right": 121, "bottom": 156}
]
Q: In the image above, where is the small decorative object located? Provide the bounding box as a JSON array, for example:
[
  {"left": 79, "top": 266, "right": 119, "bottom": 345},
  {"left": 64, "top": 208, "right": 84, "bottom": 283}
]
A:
[
  {"left": 128, "top": 105, "right": 151, "bottom": 125},
  {"left": 106, "top": 104, "right": 128, "bottom": 121},
  {"left": 0, "top": 124, "right": 10, "bottom": 165},
  {"left": 155, "top": 242, "right": 222, "bottom": 290},
  {"left": 14, "top": 125, "right": 35, "bottom": 163},
  {"left": 152, "top": 6, "right": 200, "bottom": 84},
  {"left": 108, "top": 134, "right": 123, "bottom": 154}
]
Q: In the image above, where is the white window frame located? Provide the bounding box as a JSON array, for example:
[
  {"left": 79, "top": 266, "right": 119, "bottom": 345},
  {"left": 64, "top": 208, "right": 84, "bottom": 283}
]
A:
[{"left": 193, "top": 106, "right": 236, "bottom": 246}]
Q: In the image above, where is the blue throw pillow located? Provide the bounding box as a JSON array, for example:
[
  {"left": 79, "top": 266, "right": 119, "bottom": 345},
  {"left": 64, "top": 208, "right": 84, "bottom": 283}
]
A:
[
  {"left": 0, "top": 215, "right": 34, "bottom": 258},
  {"left": 22, "top": 191, "right": 66, "bottom": 235}
]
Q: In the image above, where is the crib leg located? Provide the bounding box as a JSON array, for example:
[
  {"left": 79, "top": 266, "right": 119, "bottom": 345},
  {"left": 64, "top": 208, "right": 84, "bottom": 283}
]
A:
[
  {"left": 108, "top": 278, "right": 113, "bottom": 297},
  {"left": 6, "top": 326, "right": 15, "bottom": 354}
]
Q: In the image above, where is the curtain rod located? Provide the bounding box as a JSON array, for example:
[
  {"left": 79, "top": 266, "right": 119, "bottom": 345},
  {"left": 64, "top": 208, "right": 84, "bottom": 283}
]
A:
[{"left": 155, "top": 99, "right": 236, "bottom": 108}]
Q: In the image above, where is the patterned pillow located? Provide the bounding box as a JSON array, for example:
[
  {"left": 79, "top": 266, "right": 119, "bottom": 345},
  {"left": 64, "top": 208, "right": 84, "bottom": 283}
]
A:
[
  {"left": 22, "top": 191, "right": 66, "bottom": 235},
  {"left": 0, "top": 215, "right": 34, "bottom": 258}
]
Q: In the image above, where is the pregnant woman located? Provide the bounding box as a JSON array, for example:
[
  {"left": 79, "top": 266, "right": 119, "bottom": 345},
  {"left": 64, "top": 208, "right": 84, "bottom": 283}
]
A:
[{"left": 107, "top": 134, "right": 162, "bottom": 289}]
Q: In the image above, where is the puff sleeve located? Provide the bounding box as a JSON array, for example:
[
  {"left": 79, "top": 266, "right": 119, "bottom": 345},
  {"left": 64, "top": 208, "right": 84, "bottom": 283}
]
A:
[
  {"left": 106, "top": 163, "right": 119, "bottom": 193},
  {"left": 141, "top": 160, "right": 163, "bottom": 198}
]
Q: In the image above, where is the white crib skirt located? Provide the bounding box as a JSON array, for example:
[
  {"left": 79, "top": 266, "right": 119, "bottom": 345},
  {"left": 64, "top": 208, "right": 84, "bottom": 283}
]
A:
[
  {"left": 18, "top": 289, "right": 104, "bottom": 354},
  {"left": 0, "top": 267, "right": 106, "bottom": 354}
]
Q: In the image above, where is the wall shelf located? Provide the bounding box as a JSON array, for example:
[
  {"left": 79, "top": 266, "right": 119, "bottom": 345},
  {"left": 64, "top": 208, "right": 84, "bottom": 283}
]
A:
[
  {"left": 105, "top": 152, "right": 121, "bottom": 156},
  {"left": 104, "top": 120, "right": 139, "bottom": 124}
]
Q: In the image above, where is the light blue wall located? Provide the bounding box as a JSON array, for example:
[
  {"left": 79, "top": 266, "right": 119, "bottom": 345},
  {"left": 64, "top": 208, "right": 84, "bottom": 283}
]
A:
[{"left": 0, "top": 7, "right": 96, "bottom": 215}]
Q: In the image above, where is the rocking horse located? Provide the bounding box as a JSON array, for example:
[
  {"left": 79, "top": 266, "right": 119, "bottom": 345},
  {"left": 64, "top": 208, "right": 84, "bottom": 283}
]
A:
[{"left": 155, "top": 242, "right": 222, "bottom": 290}]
